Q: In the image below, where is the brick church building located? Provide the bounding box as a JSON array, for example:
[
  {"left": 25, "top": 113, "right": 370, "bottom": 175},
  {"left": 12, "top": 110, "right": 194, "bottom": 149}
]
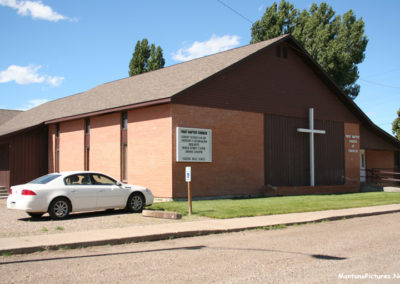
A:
[{"left": 0, "top": 34, "right": 399, "bottom": 198}]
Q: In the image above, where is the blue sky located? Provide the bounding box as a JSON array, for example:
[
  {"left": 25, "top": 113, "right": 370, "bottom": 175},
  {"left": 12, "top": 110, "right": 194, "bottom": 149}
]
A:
[{"left": 0, "top": 0, "right": 399, "bottom": 135}]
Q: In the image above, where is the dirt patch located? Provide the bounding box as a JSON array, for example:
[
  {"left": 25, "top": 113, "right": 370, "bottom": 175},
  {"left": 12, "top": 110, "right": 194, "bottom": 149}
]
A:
[{"left": 0, "top": 199, "right": 208, "bottom": 238}]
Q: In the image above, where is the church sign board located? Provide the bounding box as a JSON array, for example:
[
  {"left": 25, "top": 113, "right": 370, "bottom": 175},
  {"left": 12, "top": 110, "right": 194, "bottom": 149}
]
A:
[{"left": 176, "top": 127, "right": 212, "bottom": 162}]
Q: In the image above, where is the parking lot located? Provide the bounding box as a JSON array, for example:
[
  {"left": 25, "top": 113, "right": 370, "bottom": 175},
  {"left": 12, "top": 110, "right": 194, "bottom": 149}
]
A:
[{"left": 0, "top": 199, "right": 205, "bottom": 238}]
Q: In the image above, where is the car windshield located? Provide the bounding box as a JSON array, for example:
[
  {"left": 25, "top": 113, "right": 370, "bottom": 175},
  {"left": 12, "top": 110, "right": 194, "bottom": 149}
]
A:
[{"left": 29, "top": 174, "right": 61, "bottom": 184}]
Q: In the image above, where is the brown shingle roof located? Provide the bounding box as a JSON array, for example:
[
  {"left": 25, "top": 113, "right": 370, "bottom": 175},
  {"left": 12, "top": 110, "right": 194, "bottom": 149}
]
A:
[
  {"left": 0, "top": 109, "right": 23, "bottom": 126},
  {"left": 0, "top": 35, "right": 287, "bottom": 137}
]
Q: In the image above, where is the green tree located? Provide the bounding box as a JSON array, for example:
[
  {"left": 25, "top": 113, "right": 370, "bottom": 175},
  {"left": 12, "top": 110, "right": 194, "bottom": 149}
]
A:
[
  {"left": 251, "top": 0, "right": 368, "bottom": 100},
  {"left": 392, "top": 108, "right": 400, "bottom": 139},
  {"left": 128, "top": 39, "right": 165, "bottom": 76},
  {"left": 148, "top": 44, "right": 165, "bottom": 71}
]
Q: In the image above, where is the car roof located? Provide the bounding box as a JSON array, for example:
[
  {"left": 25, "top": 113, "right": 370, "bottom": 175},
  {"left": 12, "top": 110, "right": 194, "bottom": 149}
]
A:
[{"left": 55, "top": 171, "right": 110, "bottom": 177}]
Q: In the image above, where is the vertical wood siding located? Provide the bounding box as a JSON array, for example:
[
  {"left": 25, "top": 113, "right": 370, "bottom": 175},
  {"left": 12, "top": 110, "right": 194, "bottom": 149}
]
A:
[
  {"left": 264, "top": 114, "right": 344, "bottom": 186},
  {"left": 0, "top": 143, "right": 10, "bottom": 187},
  {"left": 9, "top": 126, "right": 48, "bottom": 186},
  {"left": 314, "top": 120, "right": 345, "bottom": 185}
]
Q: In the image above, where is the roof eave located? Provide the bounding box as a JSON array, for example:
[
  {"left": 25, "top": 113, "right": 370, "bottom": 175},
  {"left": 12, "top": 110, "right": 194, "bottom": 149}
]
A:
[
  {"left": 0, "top": 123, "right": 45, "bottom": 140},
  {"left": 44, "top": 98, "right": 171, "bottom": 125}
]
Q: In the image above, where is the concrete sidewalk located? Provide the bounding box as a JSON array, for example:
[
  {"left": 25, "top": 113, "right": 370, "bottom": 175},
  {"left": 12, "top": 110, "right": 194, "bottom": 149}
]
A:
[{"left": 1, "top": 204, "right": 400, "bottom": 255}]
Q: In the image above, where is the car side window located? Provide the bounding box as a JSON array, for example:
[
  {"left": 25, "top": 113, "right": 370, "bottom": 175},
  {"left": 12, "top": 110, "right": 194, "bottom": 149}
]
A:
[
  {"left": 64, "top": 174, "right": 92, "bottom": 185},
  {"left": 91, "top": 174, "right": 116, "bottom": 185}
]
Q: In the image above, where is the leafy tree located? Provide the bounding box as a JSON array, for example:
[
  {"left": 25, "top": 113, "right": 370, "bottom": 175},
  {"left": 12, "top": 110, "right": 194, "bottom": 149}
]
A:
[
  {"left": 148, "top": 44, "right": 165, "bottom": 72},
  {"left": 129, "top": 39, "right": 165, "bottom": 76},
  {"left": 393, "top": 108, "right": 400, "bottom": 140},
  {"left": 251, "top": 0, "right": 368, "bottom": 99}
]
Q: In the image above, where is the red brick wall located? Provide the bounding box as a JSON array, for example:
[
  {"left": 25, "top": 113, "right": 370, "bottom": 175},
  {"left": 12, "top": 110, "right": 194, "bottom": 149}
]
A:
[
  {"left": 59, "top": 119, "right": 84, "bottom": 171},
  {"left": 127, "top": 104, "right": 172, "bottom": 198},
  {"left": 90, "top": 113, "right": 121, "bottom": 179},
  {"left": 172, "top": 104, "right": 264, "bottom": 198},
  {"left": 366, "top": 149, "right": 394, "bottom": 169}
]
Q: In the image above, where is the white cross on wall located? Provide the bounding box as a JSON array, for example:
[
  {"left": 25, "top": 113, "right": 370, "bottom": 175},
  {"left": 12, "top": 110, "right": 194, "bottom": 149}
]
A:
[{"left": 297, "top": 108, "right": 326, "bottom": 186}]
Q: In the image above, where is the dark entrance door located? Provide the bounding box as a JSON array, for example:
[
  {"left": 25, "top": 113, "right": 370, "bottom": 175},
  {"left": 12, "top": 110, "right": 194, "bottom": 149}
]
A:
[{"left": 0, "top": 144, "right": 10, "bottom": 188}]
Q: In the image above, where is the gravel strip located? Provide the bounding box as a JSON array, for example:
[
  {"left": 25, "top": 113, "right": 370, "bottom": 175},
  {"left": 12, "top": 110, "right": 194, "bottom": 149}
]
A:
[{"left": 0, "top": 199, "right": 208, "bottom": 238}]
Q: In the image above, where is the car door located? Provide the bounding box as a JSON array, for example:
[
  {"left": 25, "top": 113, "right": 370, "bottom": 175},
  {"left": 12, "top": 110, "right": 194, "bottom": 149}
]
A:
[
  {"left": 65, "top": 174, "right": 98, "bottom": 211},
  {"left": 90, "top": 173, "right": 126, "bottom": 208}
]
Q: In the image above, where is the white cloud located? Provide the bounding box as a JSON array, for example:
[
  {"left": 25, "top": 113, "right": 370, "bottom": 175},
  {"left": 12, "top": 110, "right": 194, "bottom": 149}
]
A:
[
  {"left": 172, "top": 34, "right": 240, "bottom": 62},
  {"left": 0, "top": 64, "right": 64, "bottom": 86},
  {"left": 46, "top": 75, "right": 64, "bottom": 86},
  {"left": 21, "top": 98, "right": 49, "bottom": 110},
  {"left": 0, "top": 0, "right": 70, "bottom": 22}
]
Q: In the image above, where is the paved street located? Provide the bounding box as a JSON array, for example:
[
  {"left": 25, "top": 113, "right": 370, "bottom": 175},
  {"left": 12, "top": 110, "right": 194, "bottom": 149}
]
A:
[{"left": 1, "top": 213, "right": 399, "bottom": 283}]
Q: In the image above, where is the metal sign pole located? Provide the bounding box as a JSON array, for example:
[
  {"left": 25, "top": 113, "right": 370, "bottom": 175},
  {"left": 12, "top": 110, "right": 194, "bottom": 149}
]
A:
[
  {"left": 185, "top": 167, "right": 192, "bottom": 215},
  {"left": 188, "top": 181, "right": 192, "bottom": 215}
]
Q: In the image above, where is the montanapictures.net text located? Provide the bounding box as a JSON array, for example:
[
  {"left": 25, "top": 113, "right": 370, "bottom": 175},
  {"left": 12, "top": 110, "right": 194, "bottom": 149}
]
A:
[{"left": 338, "top": 273, "right": 400, "bottom": 280}]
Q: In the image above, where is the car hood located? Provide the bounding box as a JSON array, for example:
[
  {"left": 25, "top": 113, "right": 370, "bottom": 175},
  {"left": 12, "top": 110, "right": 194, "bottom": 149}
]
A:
[{"left": 122, "top": 184, "right": 148, "bottom": 191}]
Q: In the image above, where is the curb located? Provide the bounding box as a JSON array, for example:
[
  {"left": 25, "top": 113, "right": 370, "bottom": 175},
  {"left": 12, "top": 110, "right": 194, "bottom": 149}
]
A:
[
  {"left": 2, "top": 208, "right": 400, "bottom": 255},
  {"left": 142, "top": 210, "right": 182, "bottom": 219}
]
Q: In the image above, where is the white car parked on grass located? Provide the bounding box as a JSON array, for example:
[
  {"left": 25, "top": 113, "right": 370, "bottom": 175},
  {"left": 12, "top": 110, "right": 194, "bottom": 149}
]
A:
[{"left": 7, "top": 171, "right": 154, "bottom": 220}]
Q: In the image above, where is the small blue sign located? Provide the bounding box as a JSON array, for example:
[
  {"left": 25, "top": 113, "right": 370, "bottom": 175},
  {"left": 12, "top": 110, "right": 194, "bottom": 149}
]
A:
[{"left": 185, "top": 167, "right": 191, "bottom": 182}]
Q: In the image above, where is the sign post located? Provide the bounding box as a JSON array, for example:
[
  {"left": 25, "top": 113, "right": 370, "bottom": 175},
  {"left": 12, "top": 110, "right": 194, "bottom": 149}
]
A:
[{"left": 185, "top": 167, "right": 192, "bottom": 215}]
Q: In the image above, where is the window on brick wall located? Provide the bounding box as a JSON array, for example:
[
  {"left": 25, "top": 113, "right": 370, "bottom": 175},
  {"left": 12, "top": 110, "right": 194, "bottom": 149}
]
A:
[
  {"left": 55, "top": 123, "right": 60, "bottom": 172},
  {"left": 85, "top": 118, "right": 90, "bottom": 134},
  {"left": 84, "top": 118, "right": 90, "bottom": 171},
  {"left": 55, "top": 149, "right": 60, "bottom": 172},
  {"left": 84, "top": 146, "right": 90, "bottom": 171},
  {"left": 121, "top": 112, "right": 128, "bottom": 181},
  {"left": 121, "top": 112, "right": 128, "bottom": 129},
  {"left": 121, "top": 143, "right": 127, "bottom": 181},
  {"left": 56, "top": 123, "right": 60, "bottom": 138}
]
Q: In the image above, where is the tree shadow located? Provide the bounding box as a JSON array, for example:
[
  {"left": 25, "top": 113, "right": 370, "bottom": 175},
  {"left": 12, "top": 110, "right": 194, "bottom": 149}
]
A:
[
  {"left": 1, "top": 245, "right": 347, "bottom": 266},
  {"left": 311, "top": 254, "right": 347, "bottom": 260},
  {"left": 212, "top": 246, "right": 347, "bottom": 261}
]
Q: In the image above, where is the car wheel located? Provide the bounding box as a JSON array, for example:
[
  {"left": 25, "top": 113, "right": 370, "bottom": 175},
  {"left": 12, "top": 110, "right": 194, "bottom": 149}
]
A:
[
  {"left": 27, "top": 212, "right": 43, "bottom": 219},
  {"left": 126, "top": 193, "right": 144, "bottom": 213},
  {"left": 48, "top": 198, "right": 71, "bottom": 220}
]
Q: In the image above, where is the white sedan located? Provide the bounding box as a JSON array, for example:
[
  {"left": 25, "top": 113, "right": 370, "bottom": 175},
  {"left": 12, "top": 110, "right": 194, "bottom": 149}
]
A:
[{"left": 7, "top": 171, "right": 154, "bottom": 220}]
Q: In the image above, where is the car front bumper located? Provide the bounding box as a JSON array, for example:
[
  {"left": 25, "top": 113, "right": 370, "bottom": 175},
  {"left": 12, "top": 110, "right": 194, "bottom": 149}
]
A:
[{"left": 143, "top": 189, "right": 154, "bottom": 206}]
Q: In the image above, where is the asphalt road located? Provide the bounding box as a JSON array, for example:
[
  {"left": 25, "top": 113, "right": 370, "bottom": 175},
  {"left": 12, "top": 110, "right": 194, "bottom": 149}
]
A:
[{"left": 1, "top": 213, "right": 399, "bottom": 283}]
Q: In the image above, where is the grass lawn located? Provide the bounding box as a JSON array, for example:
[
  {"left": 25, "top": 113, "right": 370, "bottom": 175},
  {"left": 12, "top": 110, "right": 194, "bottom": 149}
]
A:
[{"left": 148, "top": 192, "right": 400, "bottom": 219}]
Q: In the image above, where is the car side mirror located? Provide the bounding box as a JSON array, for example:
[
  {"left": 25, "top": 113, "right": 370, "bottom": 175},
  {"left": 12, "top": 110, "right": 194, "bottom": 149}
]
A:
[{"left": 116, "top": 181, "right": 122, "bottom": 186}]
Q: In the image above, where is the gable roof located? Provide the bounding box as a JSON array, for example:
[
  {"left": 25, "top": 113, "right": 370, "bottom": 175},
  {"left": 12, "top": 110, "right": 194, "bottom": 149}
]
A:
[
  {"left": 0, "top": 109, "right": 23, "bottom": 126},
  {"left": 0, "top": 34, "right": 398, "bottom": 148},
  {"left": 0, "top": 35, "right": 287, "bottom": 137}
]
